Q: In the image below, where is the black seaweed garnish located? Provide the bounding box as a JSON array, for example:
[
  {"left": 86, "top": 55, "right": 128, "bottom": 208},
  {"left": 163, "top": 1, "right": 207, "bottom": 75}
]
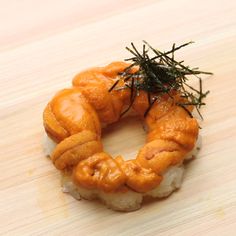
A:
[{"left": 109, "top": 41, "right": 212, "bottom": 119}]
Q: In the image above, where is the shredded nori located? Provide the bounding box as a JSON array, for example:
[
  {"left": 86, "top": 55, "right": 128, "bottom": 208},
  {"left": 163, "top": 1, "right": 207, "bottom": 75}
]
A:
[{"left": 109, "top": 41, "right": 212, "bottom": 119}]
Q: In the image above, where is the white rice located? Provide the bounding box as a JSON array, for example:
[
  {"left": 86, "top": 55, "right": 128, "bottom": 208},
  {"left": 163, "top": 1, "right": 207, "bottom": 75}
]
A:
[
  {"left": 44, "top": 134, "right": 201, "bottom": 211},
  {"left": 145, "top": 165, "right": 184, "bottom": 198},
  {"left": 184, "top": 135, "right": 202, "bottom": 160},
  {"left": 61, "top": 165, "right": 184, "bottom": 211},
  {"left": 43, "top": 133, "right": 57, "bottom": 157}
]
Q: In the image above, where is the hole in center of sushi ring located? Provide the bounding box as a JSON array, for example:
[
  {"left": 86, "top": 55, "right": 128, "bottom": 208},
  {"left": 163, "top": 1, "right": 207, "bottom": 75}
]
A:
[{"left": 102, "top": 115, "right": 146, "bottom": 160}]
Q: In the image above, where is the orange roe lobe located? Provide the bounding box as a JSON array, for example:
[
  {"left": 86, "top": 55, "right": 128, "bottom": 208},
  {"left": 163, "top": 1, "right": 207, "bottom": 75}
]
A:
[
  {"left": 131, "top": 91, "right": 150, "bottom": 116},
  {"left": 146, "top": 103, "right": 194, "bottom": 131},
  {"left": 73, "top": 152, "right": 126, "bottom": 192},
  {"left": 117, "top": 157, "right": 162, "bottom": 193},
  {"left": 132, "top": 91, "right": 174, "bottom": 118},
  {"left": 73, "top": 70, "right": 112, "bottom": 110},
  {"left": 45, "top": 88, "right": 101, "bottom": 142},
  {"left": 132, "top": 91, "right": 193, "bottom": 122},
  {"left": 147, "top": 118, "right": 199, "bottom": 151},
  {"left": 51, "top": 131, "right": 103, "bottom": 170},
  {"left": 72, "top": 62, "right": 137, "bottom": 124},
  {"left": 136, "top": 139, "right": 187, "bottom": 174},
  {"left": 43, "top": 103, "right": 69, "bottom": 143},
  {"left": 102, "top": 61, "right": 134, "bottom": 77}
]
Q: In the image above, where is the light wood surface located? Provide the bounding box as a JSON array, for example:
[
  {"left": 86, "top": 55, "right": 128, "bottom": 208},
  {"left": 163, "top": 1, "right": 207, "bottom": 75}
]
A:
[{"left": 1, "top": 0, "right": 236, "bottom": 235}]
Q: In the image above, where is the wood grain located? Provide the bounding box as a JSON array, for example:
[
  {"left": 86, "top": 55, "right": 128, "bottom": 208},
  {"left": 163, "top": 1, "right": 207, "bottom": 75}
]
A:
[{"left": 1, "top": 0, "right": 236, "bottom": 235}]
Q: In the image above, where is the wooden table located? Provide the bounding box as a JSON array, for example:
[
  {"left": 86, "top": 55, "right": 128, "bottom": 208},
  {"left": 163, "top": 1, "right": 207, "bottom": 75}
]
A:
[{"left": 1, "top": 0, "right": 236, "bottom": 235}]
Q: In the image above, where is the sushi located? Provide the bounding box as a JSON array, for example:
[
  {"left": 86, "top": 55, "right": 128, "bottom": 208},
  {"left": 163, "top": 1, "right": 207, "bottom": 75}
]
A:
[{"left": 43, "top": 42, "right": 210, "bottom": 211}]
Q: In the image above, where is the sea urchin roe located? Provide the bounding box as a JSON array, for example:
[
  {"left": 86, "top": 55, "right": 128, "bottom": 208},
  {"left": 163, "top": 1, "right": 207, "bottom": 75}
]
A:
[
  {"left": 137, "top": 139, "right": 186, "bottom": 174},
  {"left": 119, "top": 159, "right": 162, "bottom": 193},
  {"left": 72, "top": 62, "right": 133, "bottom": 124},
  {"left": 73, "top": 152, "right": 126, "bottom": 192},
  {"left": 43, "top": 103, "right": 70, "bottom": 143},
  {"left": 48, "top": 88, "right": 101, "bottom": 141},
  {"left": 102, "top": 61, "right": 134, "bottom": 77},
  {"left": 51, "top": 130, "right": 103, "bottom": 170},
  {"left": 147, "top": 117, "right": 199, "bottom": 151}
]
